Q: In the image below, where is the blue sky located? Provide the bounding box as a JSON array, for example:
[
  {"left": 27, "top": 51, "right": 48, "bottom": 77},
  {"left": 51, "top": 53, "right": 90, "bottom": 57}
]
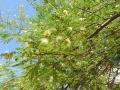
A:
[
  {"left": 0, "top": 0, "right": 35, "bottom": 54},
  {"left": 0, "top": 0, "right": 35, "bottom": 75}
]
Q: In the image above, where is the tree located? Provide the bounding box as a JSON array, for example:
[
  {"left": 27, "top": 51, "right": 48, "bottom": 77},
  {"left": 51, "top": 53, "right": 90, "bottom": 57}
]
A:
[{"left": 0, "top": 0, "right": 120, "bottom": 90}]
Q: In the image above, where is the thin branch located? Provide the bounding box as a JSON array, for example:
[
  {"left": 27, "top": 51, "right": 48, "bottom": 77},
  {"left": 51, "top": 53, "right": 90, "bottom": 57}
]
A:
[
  {"left": 88, "top": 12, "right": 120, "bottom": 39},
  {"left": 35, "top": 51, "right": 75, "bottom": 56},
  {"left": 33, "top": 50, "right": 89, "bottom": 57}
]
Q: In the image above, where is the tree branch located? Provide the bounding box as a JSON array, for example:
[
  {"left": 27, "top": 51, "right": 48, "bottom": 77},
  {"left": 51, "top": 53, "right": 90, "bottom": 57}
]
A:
[
  {"left": 33, "top": 51, "right": 89, "bottom": 57},
  {"left": 88, "top": 12, "right": 120, "bottom": 39}
]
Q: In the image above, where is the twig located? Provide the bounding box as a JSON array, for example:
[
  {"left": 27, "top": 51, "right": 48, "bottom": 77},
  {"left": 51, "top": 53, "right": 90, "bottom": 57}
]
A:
[{"left": 88, "top": 12, "right": 120, "bottom": 39}]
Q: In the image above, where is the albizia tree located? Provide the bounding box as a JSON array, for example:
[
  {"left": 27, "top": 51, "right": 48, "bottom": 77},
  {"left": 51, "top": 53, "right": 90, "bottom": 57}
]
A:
[{"left": 0, "top": 0, "right": 120, "bottom": 90}]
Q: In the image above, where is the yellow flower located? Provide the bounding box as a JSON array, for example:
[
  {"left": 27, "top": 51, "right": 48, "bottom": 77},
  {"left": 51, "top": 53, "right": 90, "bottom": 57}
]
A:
[
  {"left": 56, "top": 36, "right": 63, "bottom": 41},
  {"left": 76, "top": 61, "right": 81, "bottom": 66},
  {"left": 65, "top": 38, "right": 71, "bottom": 46},
  {"left": 63, "top": 10, "right": 69, "bottom": 16},
  {"left": 116, "top": 5, "right": 119, "bottom": 8},
  {"left": 43, "top": 30, "right": 51, "bottom": 37},
  {"left": 49, "top": 76, "right": 53, "bottom": 82},
  {"left": 67, "top": 27, "right": 73, "bottom": 31},
  {"left": 41, "top": 38, "right": 49, "bottom": 44},
  {"left": 79, "top": 18, "right": 86, "bottom": 21},
  {"left": 25, "top": 42, "right": 30, "bottom": 47}
]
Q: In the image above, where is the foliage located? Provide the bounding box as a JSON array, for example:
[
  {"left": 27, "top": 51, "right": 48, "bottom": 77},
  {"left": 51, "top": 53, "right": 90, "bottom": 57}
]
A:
[{"left": 0, "top": 0, "right": 120, "bottom": 90}]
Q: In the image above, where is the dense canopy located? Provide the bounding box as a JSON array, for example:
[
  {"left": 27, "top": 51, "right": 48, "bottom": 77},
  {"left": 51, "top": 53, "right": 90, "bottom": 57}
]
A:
[{"left": 0, "top": 0, "right": 120, "bottom": 90}]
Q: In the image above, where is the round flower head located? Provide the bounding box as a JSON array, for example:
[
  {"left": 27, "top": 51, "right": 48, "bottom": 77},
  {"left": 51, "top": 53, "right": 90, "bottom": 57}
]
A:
[
  {"left": 56, "top": 36, "right": 63, "bottom": 41},
  {"left": 41, "top": 38, "right": 49, "bottom": 44},
  {"left": 43, "top": 30, "right": 51, "bottom": 37},
  {"left": 79, "top": 18, "right": 86, "bottom": 21},
  {"left": 67, "top": 27, "right": 73, "bottom": 31},
  {"left": 25, "top": 42, "right": 30, "bottom": 47},
  {"left": 63, "top": 10, "right": 69, "bottom": 16},
  {"left": 49, "top": 76, "right": 53, "bottom": 82},
  {"left": 65, "top": 38, "right": 71, "bottom": 46},
  {"left": 76, "top": 61, "right": 81, "bottom": 66}
]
